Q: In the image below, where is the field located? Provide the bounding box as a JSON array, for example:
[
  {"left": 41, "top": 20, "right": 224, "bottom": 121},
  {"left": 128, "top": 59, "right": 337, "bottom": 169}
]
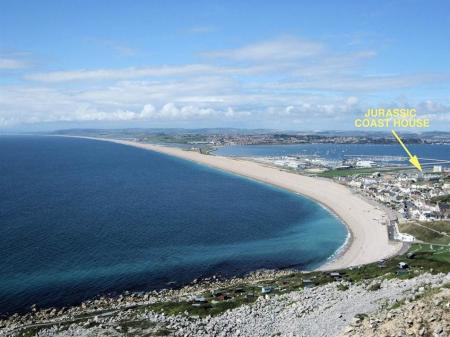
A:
[
  {"left": 316, "top": 167, "right": 408, "bottom": 178},
  {"left": 317, "top": 168, "right": 379, "bottom": 177},
  {"left": 399, "top": 221, "right": 450, "bottom": 245}
]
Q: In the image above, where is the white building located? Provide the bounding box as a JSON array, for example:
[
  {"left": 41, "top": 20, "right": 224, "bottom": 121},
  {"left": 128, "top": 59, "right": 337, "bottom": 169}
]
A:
[{"left": 356, "top": 160, "right": 375, "bottom": 168}]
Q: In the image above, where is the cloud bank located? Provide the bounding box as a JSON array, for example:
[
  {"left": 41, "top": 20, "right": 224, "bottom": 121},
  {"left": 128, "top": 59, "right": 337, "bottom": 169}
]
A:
[{"left": 1, "top": 36, "right": 450, "bottom": 129}]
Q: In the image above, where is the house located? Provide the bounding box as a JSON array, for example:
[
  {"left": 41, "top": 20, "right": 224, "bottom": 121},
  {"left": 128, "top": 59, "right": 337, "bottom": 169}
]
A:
[
  {"left": 439, "top": 203, "right": 450, "bottom": 219},
  {"left": 193, "top": 296, "right": 207, "bottom": 303},
  {"left": 302, "top": 279, "right": 314, "bottom": 288},
  {"left": 261, "top": 286, "right": 272, "bottom": 294},
  {"left": 433, "top": 165, "right": 443, "bottom": 173},
  {"left": 215, "top": 294, "right": 231, "bottom": 301},
  {"left": 329, "top": 272, "right": 342, "bottom": 280},
  {"left": 395, "top": 231, "right": 415, "bottom": 242},
  {"left": 356, "top": 160, "right": 375, "bottom": 168},
  {"left": 398, "top": 262, "right": 409, "bottom": 269},
  {"left": 212, "top": 290, "right": 223, "bottom": 297}
]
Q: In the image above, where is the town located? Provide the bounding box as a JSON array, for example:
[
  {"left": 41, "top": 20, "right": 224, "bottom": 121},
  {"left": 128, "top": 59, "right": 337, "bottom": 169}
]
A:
[{"left": 260, "top": 153, "right": 450, "bottom": 245}]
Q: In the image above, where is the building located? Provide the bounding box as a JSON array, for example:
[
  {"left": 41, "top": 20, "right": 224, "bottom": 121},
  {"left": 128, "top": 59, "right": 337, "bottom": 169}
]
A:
[
  {"left": 261, "top": 286, "right": 272, "bottom": 294},
  {"left": 398, "top": 262, "right": 409, "bottom": 269},
  {"left": 433, "top": 165, "right": 443, "bottom": 173},
  {"left": 356, "top": 160, "right": 375, "bottom": 168}
]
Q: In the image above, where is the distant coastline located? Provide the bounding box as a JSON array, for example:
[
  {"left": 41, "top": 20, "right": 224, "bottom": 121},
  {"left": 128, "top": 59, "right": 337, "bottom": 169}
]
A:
[{"left": 74, "top": 136, "right": 403, "bottom": 270}]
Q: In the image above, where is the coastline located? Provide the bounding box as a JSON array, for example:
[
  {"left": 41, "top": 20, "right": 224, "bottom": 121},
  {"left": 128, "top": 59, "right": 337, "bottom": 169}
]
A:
[{"left": 68, "top": 136, "right": 403, "bottom": 270}]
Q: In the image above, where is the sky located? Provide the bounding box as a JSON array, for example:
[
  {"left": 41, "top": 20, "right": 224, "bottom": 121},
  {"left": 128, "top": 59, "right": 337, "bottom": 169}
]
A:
[{"left": 1, "top": 0, "right": 450, "bottom": 131}]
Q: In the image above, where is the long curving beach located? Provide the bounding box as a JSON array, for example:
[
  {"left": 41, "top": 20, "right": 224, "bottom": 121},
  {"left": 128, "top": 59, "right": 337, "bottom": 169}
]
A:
[{"left": 91, "top": 138, "right": 402, "bottom": 270}]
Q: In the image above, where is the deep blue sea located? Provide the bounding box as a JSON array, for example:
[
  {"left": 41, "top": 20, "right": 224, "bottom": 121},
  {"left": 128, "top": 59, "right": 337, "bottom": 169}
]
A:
[{"left": 0, "top": 136, "right": 347, "bottom": 315}]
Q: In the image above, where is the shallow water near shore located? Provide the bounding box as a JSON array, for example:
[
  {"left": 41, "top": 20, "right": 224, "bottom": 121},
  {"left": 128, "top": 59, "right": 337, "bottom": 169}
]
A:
[{"left": 0, "top": 136, "right": 347, "bottom": 314}]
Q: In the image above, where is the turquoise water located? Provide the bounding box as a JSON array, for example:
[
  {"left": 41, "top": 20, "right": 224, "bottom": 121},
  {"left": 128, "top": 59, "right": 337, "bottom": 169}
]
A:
[{"left": 0, "top": 136, "right": 347, "bottom": 314}]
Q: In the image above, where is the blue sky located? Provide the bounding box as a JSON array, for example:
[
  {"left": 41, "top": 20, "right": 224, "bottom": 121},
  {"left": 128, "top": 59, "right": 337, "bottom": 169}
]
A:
[{"left": 1, "top": 0, "right": 450, "bottom": 130}]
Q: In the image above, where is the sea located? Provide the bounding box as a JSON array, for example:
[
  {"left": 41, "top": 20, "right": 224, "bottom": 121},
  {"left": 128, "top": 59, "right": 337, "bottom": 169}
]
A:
[
  {"left": 215, "top": 143, "right": 450, "bottom": 168},
  {"left": 0, "top": 136, "right": 347, "bottom": 315}
]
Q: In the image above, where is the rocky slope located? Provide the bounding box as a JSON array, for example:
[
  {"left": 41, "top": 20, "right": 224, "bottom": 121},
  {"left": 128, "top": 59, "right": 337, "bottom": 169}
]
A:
[
  {"left": 2, "top": 272, "right": 448, "bottom": 337},
  {"left": 340, "top": 287, "right": 450, "bottom": 337}
]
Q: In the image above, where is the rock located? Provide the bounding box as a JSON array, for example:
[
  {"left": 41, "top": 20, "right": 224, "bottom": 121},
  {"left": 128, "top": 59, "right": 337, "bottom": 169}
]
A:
[
  {"left": 434, "top": 326, "right": 443, "bottom": 334},
  {"left": 418, "top": 327, "right": 427, "bottom": 336}
]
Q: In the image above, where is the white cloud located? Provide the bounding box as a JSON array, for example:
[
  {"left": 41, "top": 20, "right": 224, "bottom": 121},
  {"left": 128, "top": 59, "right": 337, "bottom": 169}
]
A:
[
  {"left": 141, "top": 103, "right": 156, "bottom": 116},
  {"left": 0, "top": 57, "right": 28, "bottom": 69},
  {"left": 0, "top": 84, "right": 252, "bottom": 126},
  {"left": 25, "top": 65, "right": 228, "bottom": 82},
  {"left": 346, "top": 96, "right": 359, "bottom": 105},
  {"left": 418, "top": 100, "right": 450, "bottom": 122},
  {"left": 22, "top": 36, "right": 446, "bottom": 95},
  {"left": 258, "top": 72, "right": 450, "bottom": 92},
  {"left": 2, "top": 36, "right": 450, "bottom": 129},
  {"left": 0, "top": 80, "right": 448, "bottom": 129},
  {"left": 25, "top": 63, "right": 283, "bottom": 82},
  {"left": 145, "top": 103, "right": 250, "bottom": 120},
  {"left": 202, "top": 36, "right": 324, "bottom": 61},
  {"left": 269, "top": 96, "right": 362, "bottom": 120}
]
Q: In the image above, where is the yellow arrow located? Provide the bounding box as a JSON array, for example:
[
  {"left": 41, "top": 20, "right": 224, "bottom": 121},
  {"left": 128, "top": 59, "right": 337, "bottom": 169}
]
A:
[{"left": 391, "top": 130, "right": 422, "bottom": 172}]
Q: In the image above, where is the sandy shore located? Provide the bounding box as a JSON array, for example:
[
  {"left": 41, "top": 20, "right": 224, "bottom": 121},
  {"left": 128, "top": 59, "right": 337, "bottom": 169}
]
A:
[{"left": 82, "top": 137, "right": 402, "bottom": 270}]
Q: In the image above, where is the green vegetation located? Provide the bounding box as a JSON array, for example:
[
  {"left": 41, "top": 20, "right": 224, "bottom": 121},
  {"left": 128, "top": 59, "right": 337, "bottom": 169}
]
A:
[
  {"left": 430, "top": 194, "right": 450, "bottom": 204},
  {"left": 143, "top": 244, "right": 449, "bottom": 318},
  {"left": 354, "top": 313, "right": 369, "bottom": 320},
  {"left": 154, "top": 328, "right": 173, "bottom": 336},
  {"left": 342, "top": 244, "right": 450, "bottom": 282},
  {"left": 149, "top": 299, "right": 244, "bottom": 317},
  {"left": 406, "top": 243, "right": 450, "bottom": 265},
  {"left": 389, "top": 298, "right": 406, "bottom": 310},
  {"left": 17, "top": 321, "right": 75, "bottom": 337},
  {"left": 336, "top": 283, "right": 349, "bottom": 291},
  {"left": 317, "top": 168, "right": 379, "bottom": 178},
  {"left": 12, "top": 244, "right": 450, "bottom": 335},
  {"left": 399, "top": 221, "right": 450, "bottom": 245},
  {"left": 18, "top": 327, "right": 46, "bottom": 337},
  {"left": 147, "top": 288, "right": 258, "bottom": 317},
  {"left": 316, "top": 166, "right": 408, "bottom": 178},
  {"left": 140, "top": 133, "right": 206, "bottom": 144}
]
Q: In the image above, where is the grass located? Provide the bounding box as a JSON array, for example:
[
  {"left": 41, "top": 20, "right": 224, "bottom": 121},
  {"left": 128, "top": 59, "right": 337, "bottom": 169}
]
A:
[
  {"left": 154, "top": 328, "right": 173, "bottom": 336},
  {"left": 342, "top": 244, "right": 450, "bottom": 281},
  {"left": 147, "top": 295, "right": 257, "bottom": 318},
  {"left": 119, "top": 319, "right": 156, "bottom": 332},
  {"left": 317, "top": 168, "right": 380, "bottom": 177},
  {"left": 316, "top": 166, "right": 411, "bottom": 178},
  {"left": 140, "top": 134, "right": 209, "bottom": 145},
  {"left": 430, "top": 194, "right": 450, "bottom": 204},
  {"left": 389, "top": 298, "right": 406, "bottom": 310},
  {"left": 399, "top": 221, "right": 450, "bottom": 245},
  {"left": 17, "top": 327, "right": 46, "bottom": 337},
  {"left": 143, "top": 244, "right": 449, "bottom": 318},
  {"left": 336, "top": 283, "right": 349, "bottom": 291},
  {"left": 13, "top": 244, "right": 450, "bottom": 335}
]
